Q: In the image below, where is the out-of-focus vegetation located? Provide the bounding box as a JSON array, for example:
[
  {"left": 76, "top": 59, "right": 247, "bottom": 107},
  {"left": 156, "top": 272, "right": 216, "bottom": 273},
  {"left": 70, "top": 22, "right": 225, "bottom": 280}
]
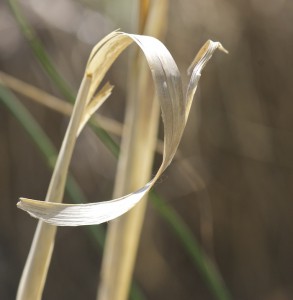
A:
[{"left": 0, "top": 0, "right": 293, "bottom": 299}]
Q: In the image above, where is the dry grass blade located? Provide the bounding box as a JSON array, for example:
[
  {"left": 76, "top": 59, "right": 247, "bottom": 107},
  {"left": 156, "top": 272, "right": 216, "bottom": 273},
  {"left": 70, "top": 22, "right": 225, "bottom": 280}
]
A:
[
  {"left": 0, "top": 71, "right": 122, "bottom": 136},
  {"left": 0, "top": 71, "right": 72, "bottom": 115},
  {"left": 17, "top": 31, "right": 226, "bottom": 226},
  {"left": 16, "top": 74, "right": 92, "bottom": 300},
  {"left": 98, "top": 3, "right": 168, "bottom": 298},
  {"left": 0, "top": 70, "right": 165, "bottom": 155}
]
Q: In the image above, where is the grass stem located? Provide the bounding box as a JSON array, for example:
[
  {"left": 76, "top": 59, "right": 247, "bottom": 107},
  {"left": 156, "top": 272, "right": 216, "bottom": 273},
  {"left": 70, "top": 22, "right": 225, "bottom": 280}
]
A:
[
  {"left": 97, "top": 1, "right": 168, "bottom": 299},
  {"left": 15, "top": 76, "right": 91, "bottom": 300}
]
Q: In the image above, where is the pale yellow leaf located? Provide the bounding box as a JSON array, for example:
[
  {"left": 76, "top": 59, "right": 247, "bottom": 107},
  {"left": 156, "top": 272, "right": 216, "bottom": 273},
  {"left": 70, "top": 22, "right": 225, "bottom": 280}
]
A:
[{"left": 17, "top": 31, "right": 226, "bottom": 226}]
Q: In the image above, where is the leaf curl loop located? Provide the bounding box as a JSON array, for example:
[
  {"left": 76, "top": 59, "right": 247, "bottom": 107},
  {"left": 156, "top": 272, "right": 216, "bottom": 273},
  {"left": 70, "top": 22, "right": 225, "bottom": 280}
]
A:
[{"left": 17, "top": 31, "right": 226, "bottom": 226}]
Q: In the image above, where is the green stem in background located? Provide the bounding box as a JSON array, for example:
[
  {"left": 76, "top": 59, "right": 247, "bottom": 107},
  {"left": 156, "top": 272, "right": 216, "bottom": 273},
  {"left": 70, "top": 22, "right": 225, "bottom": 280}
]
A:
[
  {"left": 150, "top": 192, "right": 232, "bottom": 300},
  {"left": 0, "top": 85, "right": 105, "bottom": 242},
  {"left": 7, "top": 0, "right": 119, "bottom": 159},
  {"left": 0, "top": 84, "right": 143, "bottom": 300},
  {"left": 89, "top": 120, "right": 119, "bottom": 157},
  {"left": 8, "top": 0, "right": 75, "bottom": 102},
  {"left": 7, "top": 1, "right": 231, "bottom": 299},
  {"left": 15, "top": 72, "right": 91, "bottom": 299}
]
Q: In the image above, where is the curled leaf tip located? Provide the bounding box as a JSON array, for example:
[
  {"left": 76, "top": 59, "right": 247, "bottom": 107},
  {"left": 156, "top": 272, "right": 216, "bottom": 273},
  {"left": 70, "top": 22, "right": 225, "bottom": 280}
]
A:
[
  {"left": 187, "top": 40, "right": 228, "bottom": 76},
  {"left": 218, "top": 43, "right": 229, "bottom": 54},
  {"left": 17, "top": 198, "right": 35, "bottom": 211},
  {"left": 17, "top": 197, "right": 31, "bottom": 207},
  {"left": 17, "top": 198, "right": 37, "bottom": 220}
]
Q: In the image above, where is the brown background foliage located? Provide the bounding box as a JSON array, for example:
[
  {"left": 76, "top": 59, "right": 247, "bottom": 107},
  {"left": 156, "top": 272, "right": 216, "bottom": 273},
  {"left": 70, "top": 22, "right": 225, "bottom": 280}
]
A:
[{"left": 0, "top": 0, "right": 293, "bottom": 299}]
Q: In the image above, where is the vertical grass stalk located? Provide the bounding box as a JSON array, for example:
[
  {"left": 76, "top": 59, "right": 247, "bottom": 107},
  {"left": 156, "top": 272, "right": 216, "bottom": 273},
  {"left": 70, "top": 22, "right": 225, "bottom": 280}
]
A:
[
  {"left": 97, "top": 1, "right": 168, "bottom": 299},
  {"left": 16, "top": 76, "right": 92, "bottom": 300}
]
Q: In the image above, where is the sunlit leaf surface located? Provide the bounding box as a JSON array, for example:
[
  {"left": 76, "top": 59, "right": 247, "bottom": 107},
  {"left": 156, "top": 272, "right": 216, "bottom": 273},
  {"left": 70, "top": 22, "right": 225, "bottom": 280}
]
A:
[{"left": 17, "top": 31, "right": 226, "bottom": 226}]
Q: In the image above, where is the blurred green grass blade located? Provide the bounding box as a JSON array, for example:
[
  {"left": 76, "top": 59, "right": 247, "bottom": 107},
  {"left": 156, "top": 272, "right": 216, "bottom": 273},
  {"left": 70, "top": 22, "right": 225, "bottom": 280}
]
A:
[
  {"left": 150, "top": 191, "right": 231, "bottom": 300},
  {"left": 0, "top": 84, "right": 57, "bottom": 166},
  {"left": 90, "top": 119, "right": 120, "bottom": 158},
  {"left": 0, "top": 82, "right": 105, "bottom": 247},
  {"left": 8, "top": 0, "right": 75, "bottom": 102},
  {"left": 6, "top": 1, "right": 231, "bottom": 298},
  {"left": 129, "top": 284, "right": 147, "bottom": 300},
  {"left": 8, "top": 0, "right": 120, "bottom": 159},
  {"left": 0, "top": 84, "right": 143, "bottom": 300},
  {"left": 0, "top": 84, "right": 99, "bottom": 231}
]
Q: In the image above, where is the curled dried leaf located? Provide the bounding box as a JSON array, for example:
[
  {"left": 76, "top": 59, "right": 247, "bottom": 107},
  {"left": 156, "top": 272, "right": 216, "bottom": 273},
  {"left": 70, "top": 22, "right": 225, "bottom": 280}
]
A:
[{"left": 17, "top": 31, "right": 226, "bottom": 226}]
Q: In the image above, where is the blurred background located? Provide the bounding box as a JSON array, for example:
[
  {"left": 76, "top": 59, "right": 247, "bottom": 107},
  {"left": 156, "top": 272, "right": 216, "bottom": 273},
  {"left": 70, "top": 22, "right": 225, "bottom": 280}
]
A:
[{"left": 1, "top": 0, "right": 293, "bottom": 299}]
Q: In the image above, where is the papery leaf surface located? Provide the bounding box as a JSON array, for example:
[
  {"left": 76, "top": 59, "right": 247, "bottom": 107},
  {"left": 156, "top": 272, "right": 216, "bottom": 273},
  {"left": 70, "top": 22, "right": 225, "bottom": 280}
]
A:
[{"left": 17, "top": 32, "right": 226, "bottom": 226}]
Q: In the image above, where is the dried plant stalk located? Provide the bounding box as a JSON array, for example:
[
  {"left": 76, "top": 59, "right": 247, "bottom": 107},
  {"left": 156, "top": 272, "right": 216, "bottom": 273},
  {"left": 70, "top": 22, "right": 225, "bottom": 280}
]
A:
[
  {"left": 0, "top": 71, "right": 73, "bottom": 115},
  {"left": 16, "top": 75, "right": 92, "bottom": 300},
  {"left": 0, "top": 71, "right": 122, "bottom": 136},
  {"left": 97, "top": 1, "right": 168, "bottom": 299},
  {"left": 97, "top": 64, "right": 160, "bottom": 300}
]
